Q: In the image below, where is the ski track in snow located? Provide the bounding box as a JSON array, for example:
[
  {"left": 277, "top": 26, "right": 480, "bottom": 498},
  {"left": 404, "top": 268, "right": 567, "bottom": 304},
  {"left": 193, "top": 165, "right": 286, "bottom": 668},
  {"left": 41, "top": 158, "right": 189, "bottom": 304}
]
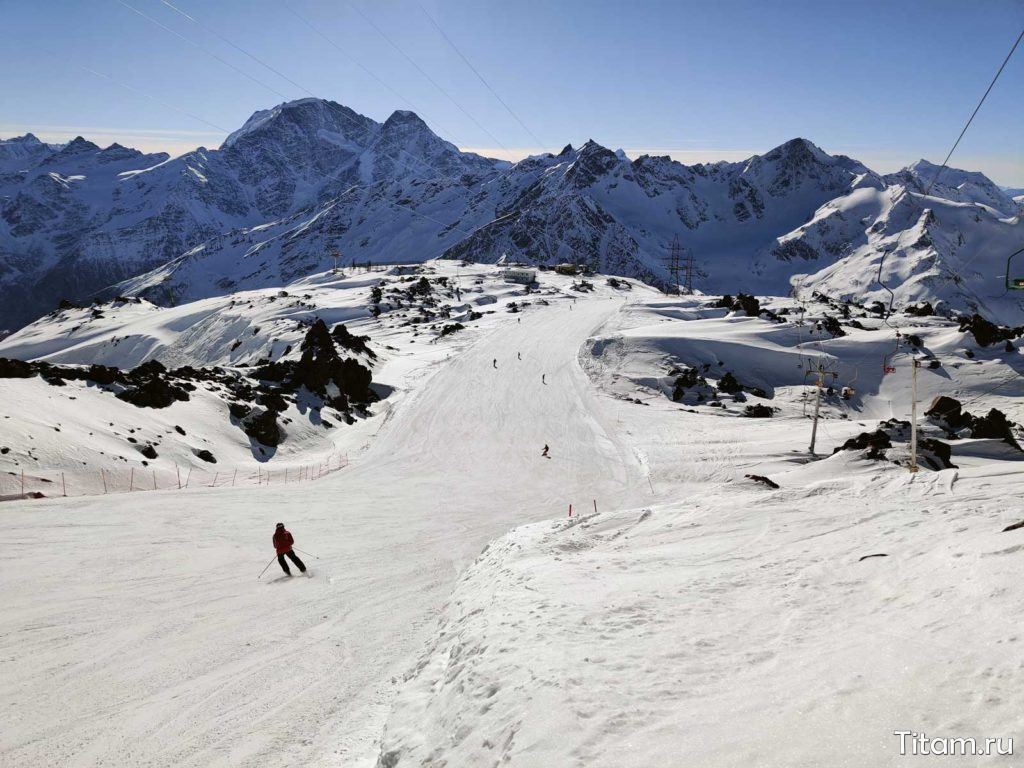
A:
[
  {"left": 0, "top": 294, "right": 642, "bottom": 767},
  {"left": 2, "top": 268, "right": 1022, "bottom": 767}
]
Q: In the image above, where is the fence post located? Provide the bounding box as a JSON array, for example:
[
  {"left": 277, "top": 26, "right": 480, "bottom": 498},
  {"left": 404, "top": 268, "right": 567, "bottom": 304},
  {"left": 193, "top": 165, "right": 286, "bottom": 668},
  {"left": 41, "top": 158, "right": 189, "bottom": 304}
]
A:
[
  {"left": 129, "top": 467, "right": 135, "bottom": 492},
  {"left": 593, "top": 499, "right": 597, "bottom": 514},
  {"left": 101, "top": 470, "right": 107, "bottom": 494},
  {"left": 21, "top": 469, "right": 25, "bottom": 497},
  {"left": 153, "top": 470, "right": 157, "bottom": 491},
  {"left": 211, "top": 472, "right": 218, "bottom": 487},
  {"left": 176, "top": 465, "right": 181, "bottom": 489},
  {"left": 232, "top": 469, "right": 237, "bottom": 486},
  {"left": 185, "top": 468, "right": 192, "bottom": 488},
  {"left": 568, "top": 503, "right": 572, "bottom": 517},
  {"left": 62, "top": 472, "right": 67, "bottom": 497}
]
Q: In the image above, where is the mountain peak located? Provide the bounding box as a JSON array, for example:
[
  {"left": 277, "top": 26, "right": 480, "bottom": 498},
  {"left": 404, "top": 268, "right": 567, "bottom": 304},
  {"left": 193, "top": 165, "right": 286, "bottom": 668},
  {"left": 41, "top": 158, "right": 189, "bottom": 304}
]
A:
[
  {"left": 50, "top": 136, "right": 101, "bottom": 158},
  {"left": 763, "top": 137, "right": 830, "bottom": 167},
  {"left": 222, "top": 98, "right": 377, "bottom": 151},
  {"left": 382, "top": 110, "right": 430, "bottom": 131},
  {"left": 2, "top": 133, "right": 42, "bottom": 146}
]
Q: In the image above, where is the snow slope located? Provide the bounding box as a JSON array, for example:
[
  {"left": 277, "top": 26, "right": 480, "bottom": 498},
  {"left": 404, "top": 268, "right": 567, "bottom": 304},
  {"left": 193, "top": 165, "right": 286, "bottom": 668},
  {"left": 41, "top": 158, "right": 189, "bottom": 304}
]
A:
[
  {"left": 377, "top": 294, "right": 1024, "bottom": 767},
  {"left": 1, "top": 267, "right": 1022, "bottom": 767},
  {"left": 0, "top": 270, "right": 649, "bottom": 766}
]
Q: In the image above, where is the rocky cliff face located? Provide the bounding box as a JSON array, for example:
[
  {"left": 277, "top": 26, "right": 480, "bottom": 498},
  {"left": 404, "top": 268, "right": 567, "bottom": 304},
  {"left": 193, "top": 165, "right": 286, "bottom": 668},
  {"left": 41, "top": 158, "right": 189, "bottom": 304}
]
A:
[{"left": 2, "top": 99, "right": 1021, "bottom": 328}]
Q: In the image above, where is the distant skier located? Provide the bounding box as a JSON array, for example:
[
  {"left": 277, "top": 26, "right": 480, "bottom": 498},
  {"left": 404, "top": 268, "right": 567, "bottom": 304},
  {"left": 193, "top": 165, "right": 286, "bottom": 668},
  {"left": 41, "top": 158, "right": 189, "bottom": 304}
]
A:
[
  {"left": 517, "top": 352, "right": 522, "bottom": 360},
  {"left": 542, "top": 373, "right": 546, "bottom": 384},
  {"left": 541, "top": 444, "right": 550, "bottom": 458},
  {"left": 493, "top": 358, "right": 497, "bottom": 369},
  {"left": 273, "top": 523, "right": 307, "bottom": 576}
]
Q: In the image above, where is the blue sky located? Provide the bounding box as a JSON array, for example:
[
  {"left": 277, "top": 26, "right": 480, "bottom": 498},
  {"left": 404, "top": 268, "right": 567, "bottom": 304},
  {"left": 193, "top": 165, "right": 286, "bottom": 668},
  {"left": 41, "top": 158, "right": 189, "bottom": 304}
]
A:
[{"left": 2, "top": 0, "right": 1022, "bottom": 183}]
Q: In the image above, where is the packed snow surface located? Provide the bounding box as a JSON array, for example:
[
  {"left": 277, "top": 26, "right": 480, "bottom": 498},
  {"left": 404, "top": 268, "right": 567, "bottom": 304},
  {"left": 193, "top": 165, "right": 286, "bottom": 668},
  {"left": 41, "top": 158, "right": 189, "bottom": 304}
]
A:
[{"left": 1, "top": 264, "right": 1021, "bottom": 766}]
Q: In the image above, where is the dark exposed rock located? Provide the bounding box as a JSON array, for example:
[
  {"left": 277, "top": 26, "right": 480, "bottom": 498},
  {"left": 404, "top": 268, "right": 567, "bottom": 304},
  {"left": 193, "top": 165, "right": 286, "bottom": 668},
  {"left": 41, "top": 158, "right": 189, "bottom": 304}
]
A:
[
  {"left": 717, "top": 372, "right": 742, "bottom": 394},
  {"left": 821, "top": 315, "right": 845, "bottom": 338},
  {"left": 0, "top": 358, "right": 35, "bottom": 378},
  {"left": 228, "top": 402, "right": 251, "bottom": 420},
  {"left": 745, "top": 474, "right": 780, "bottom": 489},
  {"left": 743, "top": 404, "right": 775, "bottom": 418},
  {"left": 115, "top": 377, "right": 189, "bottom": 409},
  {"left": 194, "top": 449, "right": 217, "bottom": 463},
  {"left": 958, "top": 313, "right": 1023, "bottom": 347},
  {"left": 241, "top": 409, "right": 280, "bottom": 447},
  {"left": 926, "top": 396, "right": 1020, "bottom": 449},
  {"left": 331, "top": 323, "right": 376, "bottom": 358},
  {"left": 836, "top": 427, "right": 892, "bottom": 460},
  {"left": 905, "top": 301, "right": 935, "bottom": 317}
]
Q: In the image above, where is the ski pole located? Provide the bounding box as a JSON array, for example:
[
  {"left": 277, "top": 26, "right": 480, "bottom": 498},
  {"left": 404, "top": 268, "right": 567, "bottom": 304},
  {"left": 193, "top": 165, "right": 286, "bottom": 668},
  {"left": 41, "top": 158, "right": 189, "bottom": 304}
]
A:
[
  {"left": 293, "top": 547, "right": 320, "bottom": 560},
  {"left": 257, "top": 556, "right": 277, "bottom": 580}
]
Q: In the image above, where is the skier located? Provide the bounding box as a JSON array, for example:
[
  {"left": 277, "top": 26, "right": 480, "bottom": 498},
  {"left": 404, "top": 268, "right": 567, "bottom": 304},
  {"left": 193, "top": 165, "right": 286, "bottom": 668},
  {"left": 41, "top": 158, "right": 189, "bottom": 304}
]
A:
[
  {"left": 517, "top": 352, "right": 522, "bottom": 360},
  {"left": 542, "top": 373, "right": 546, "bottom": 385},
  {"left": 541, "top": 444, "right": 550, "bottom": 458},
  {"left": 273, "top": 523, "right": 307, "bottom": 576},
  {"left": 493, "top": 358, "right": 497, "bottom": 369}
]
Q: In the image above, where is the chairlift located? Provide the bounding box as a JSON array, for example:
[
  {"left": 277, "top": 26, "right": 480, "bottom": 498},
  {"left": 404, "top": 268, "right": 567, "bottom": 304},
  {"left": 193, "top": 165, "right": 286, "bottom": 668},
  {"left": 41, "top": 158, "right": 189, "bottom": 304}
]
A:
[
  {"left": 882, "top": 332, "right": 902, "bottom": 374},
  {"left": 1006, "top": 246, "right": 1024, "bottom": 291}
]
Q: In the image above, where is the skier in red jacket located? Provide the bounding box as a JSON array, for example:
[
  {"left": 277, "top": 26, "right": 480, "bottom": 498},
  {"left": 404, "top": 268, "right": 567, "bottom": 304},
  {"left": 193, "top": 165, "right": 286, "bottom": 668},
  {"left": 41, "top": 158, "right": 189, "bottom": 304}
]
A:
[{"left": 273, "top": 523, "right": 307, "bottom": 576}]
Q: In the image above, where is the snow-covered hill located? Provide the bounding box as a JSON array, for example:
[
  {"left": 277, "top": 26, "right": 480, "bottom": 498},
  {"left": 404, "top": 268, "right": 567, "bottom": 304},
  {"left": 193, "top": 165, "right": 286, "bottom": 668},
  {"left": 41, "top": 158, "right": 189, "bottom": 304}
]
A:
[
  {"left": 2, "top": 259, "right": 1022, "bottom": 766},
  {"left": 4, "top": 98, "right": 1020, "bottom": 333}
]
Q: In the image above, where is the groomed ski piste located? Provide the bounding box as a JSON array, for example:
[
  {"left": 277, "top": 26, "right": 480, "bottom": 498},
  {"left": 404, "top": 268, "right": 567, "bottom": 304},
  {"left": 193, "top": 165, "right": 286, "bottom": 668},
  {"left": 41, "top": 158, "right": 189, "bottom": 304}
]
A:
[{"left": 1, "top": 261, "right": 1022, "bottom": 766}]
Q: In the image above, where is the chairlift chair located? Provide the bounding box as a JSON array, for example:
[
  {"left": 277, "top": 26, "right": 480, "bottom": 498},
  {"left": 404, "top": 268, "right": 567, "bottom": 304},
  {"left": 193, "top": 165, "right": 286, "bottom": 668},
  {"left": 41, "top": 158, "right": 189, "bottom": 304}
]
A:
[
  {"left": 1005, "top": 246, "right": 1024, "bottom": 292},
  {"left": 883, "top": 332, "right": 902, "bottom": 374}
]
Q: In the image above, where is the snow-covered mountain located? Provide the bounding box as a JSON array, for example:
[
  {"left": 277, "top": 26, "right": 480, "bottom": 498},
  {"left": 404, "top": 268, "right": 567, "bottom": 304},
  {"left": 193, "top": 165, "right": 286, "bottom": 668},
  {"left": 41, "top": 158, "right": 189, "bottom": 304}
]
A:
[
  {"left": 3, "top": 98, "right": 1021, "bottom": 332},
  {"left": 0, "top": 99, "right": 503, "bottom": 331}
]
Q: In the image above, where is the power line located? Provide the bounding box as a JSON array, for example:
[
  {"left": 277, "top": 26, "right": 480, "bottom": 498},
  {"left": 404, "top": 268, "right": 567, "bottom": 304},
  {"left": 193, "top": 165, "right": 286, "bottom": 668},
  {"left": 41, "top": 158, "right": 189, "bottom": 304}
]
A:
[
  {"left": 415, "top": 2, "right": 546, "bottom": 150},
  {"left": 113, "top": 0, "right": 290, "bottom": 101},
  {"left": 282, "top": 4, "right": 468, "bottom": 148},
  {"left": 159, "top": 0, "right": 317, "bottom": 98},
  {"left": 344, "top": 0, "right": 511, "bottom": 154},
  {"left": 41, "top": 46, "right": 231, "bottom": 135},
  {"left": 157, "top": 0, "right": 461, "bottom": 184}
]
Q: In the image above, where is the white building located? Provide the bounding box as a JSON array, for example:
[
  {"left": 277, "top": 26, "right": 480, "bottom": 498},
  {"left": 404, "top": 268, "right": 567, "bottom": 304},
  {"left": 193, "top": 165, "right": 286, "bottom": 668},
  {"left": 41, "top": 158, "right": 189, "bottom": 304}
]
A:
[{"left": 503, "top": 266, "right": 537, "bottom": 285}]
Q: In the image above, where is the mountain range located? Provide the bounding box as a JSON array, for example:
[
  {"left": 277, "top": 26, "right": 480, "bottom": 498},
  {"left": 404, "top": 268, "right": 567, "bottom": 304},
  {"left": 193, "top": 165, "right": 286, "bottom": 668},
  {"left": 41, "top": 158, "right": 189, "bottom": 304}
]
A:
[{"left": 2, "top": 97, "right": 1021, "bottom": 331}]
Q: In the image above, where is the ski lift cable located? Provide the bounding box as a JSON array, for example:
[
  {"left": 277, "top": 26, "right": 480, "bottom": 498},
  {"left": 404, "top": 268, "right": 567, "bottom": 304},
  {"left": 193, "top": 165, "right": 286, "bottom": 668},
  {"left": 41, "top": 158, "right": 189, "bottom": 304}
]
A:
[
  {"left": 159, "top": 0, "right": 472, "bottom": 186},
  {"left": 154, "top": 0, "right": 475, "bottom": 179},
  {"left": 283, "top": 4, "right": 480, "bottom": 151},
  {"left": 114, "top": 0, "right": 291, "bottom": 100},
  {"left": 54, "top": 51, "right": 485, "bottom": 248},
  {"left": 877, "top": 25, "right": 1024, "bottom": 297},
  {"left": 956, "top": 371, "right": 1021, "bottom": 410},
  {"left": 41, "top": 49, "right": 232, "bottom": 135},
  {"left": 872, "top": 24, "right": 1023, "bottom": 373},
  {"left": 924, "top": 26, "right": 1024, "bottom": 199},
  {"left": 342, "top": 0, "right": 512, "bottom": 154},
  {"left": 415, "top": 2, "right": 547, "bottom": 150}
]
